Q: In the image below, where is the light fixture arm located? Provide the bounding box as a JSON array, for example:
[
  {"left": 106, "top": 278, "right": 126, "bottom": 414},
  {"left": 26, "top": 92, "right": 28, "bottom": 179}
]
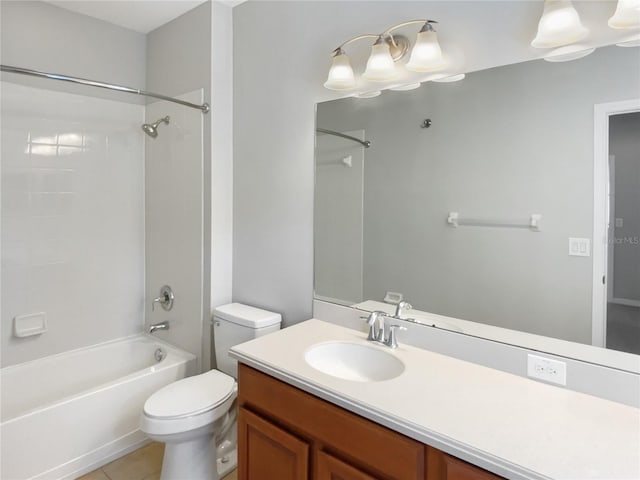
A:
[
  {"left": 382, "top": 19, "right": 437, "bottom": 37},
  {"left": 333, "top": 34, "right": 380, "bottom": 54}
]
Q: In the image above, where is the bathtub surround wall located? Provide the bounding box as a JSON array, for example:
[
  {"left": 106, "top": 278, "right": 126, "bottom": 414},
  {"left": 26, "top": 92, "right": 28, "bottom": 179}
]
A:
[
  {"left": 144, "top": 90, "right": 205, "bottom": 368},
  {"left": 0, "top": 1, "right": 147, "bottom": 367},
  {"left": 145, "top": 1, "right": 234, "bottom": 370},
  {"left": 145, "top": 1, "right": 210, "bottom": 370},
  {"left": 1, "top": 83, "right": 145, "bottom": 366}
]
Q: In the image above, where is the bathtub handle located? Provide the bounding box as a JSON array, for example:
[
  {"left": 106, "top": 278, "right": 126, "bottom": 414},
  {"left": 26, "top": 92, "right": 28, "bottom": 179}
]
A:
[{"left": 152, "top": 285, "right": 174, "bottom": 312}]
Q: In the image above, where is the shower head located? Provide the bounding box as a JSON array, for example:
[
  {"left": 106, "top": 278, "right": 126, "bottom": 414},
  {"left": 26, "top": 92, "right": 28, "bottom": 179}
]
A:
[{"left": 142, "top": 116, "right": 170, "bottom": 138}]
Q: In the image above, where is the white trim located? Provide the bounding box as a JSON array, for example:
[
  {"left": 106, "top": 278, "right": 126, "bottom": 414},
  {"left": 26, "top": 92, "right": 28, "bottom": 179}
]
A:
[
  {"left": 592, "top": 99, "right": 640, "bottom": 347},
  {"left": 611, "top": 297, "right": 640, "bottom": 308}
]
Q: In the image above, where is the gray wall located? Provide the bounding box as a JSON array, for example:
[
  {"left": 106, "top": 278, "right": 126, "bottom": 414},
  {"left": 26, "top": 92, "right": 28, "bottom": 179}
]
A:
[
  {"left": 0, "top": 1, "right": 146, "bottom": 103},
  {"left": 610, "top": 112, "right": 640, "bottom": 302},
  {"left": 317, "top": 47, "right": 640, "bottom": 344}
]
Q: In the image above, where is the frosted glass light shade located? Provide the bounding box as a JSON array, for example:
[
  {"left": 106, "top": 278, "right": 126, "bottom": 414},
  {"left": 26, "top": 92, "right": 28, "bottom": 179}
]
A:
[
  {"left": 543, "top": 44, "right": 595, "bottom": 62},
  {"left": 608, "top": 0, "right": 640, "bottom": 29},
  {"left": 531, "top": 0, "right": 588, "bottom": 49},
  {"left": 324, "top": 50, "right": 356, "bottom": 91},
  {"left": 362, "top": 42, "right": 398, "bottom": 81},
  {"left": 406, "top": 30, "right": 445, "bottom": 72}
]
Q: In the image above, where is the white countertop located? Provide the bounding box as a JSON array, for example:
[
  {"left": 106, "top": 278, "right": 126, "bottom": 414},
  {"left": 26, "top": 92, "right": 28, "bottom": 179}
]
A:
[{"left": 230, "top": 319, "right": 640, "bottom": 480}]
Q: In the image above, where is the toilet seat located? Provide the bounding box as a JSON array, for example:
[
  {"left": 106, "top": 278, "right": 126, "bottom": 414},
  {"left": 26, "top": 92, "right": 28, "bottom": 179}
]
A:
[{"left": 141, "top": 370, "right": 237, "bottom": 436}]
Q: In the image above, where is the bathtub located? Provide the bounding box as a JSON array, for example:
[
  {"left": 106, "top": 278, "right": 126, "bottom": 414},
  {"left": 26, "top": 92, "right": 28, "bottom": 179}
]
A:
[{"left": 1, "top": 335, "right": 196, "bottom": 480}]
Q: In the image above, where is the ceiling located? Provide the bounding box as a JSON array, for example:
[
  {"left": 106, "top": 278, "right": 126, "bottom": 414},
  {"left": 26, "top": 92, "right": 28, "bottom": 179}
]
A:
[{"left": 43, "top": 0, "right": 241, "bottom": 34}]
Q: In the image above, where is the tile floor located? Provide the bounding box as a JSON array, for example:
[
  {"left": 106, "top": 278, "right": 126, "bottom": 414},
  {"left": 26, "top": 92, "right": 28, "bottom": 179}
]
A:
[{"left": 78, "top": 442, "right": 237, "bottom": 480}]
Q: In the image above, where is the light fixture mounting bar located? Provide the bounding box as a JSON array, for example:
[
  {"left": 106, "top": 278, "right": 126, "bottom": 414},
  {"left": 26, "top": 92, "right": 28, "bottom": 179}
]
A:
[{"left": 382, "top": 19, "right": 437, "bottom": 37}]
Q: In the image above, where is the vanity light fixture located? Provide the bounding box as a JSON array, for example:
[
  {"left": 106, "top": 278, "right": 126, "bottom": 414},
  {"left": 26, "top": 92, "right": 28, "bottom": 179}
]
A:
[
  {"left": 355, "top": 91, "right": 382, "bottom": 98},
  {"left": 324, "top": 19, "right": 446, "bottom": 91},
  {"left": 608, "top": 0, "right": 640, "bottom": 29},
  {"left": 431, "top": 73, "right": 466, "bottom": 83},
  {"left": 531, "top": 0, "right": 588, "bottom": 49},
  {"left": 543, "top": 44, "right": 596, "bottom": 62},
  {"left": 616, "top": 33, "right": 640, "bottom": 46},
  {"left": 389, "top": 83, "right": 421, "bottom": 91}
]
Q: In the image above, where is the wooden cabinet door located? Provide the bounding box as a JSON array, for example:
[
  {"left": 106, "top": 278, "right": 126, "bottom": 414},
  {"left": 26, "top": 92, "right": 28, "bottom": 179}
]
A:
[
  {"left": 316, "top": 451, "right": 379, "bottom": 480},
  {"left": 238, "top": 407, "right": 310, "bottom": 480}
]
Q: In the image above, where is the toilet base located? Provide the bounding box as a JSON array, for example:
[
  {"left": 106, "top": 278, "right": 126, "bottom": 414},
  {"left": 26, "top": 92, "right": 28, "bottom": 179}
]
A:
[
  {"left": 160, "top": 434, "right": 217, "bottom": 480},
  {"left": 217, "top": 448, "right": 237, "bottom": 478}
]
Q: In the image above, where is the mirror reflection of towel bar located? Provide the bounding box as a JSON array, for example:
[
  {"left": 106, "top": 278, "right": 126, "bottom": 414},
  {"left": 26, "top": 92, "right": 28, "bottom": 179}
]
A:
[{"left": 447, "top": 212, "right": 542, "bottom": 231}]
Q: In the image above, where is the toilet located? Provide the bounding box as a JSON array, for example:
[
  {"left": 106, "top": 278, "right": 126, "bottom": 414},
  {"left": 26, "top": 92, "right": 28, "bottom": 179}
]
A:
[{"left": 141, "top": 303, "right": 281, "bottom": 480}]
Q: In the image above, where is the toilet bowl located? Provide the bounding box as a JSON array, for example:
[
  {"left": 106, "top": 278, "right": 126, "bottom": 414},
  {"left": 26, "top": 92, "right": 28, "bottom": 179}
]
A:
[
  {"left": 142, "top": 370, "right": 237, "bottom": 480},
  {"left": 141, "top": 303, "right": 281, "bottom": 480}
]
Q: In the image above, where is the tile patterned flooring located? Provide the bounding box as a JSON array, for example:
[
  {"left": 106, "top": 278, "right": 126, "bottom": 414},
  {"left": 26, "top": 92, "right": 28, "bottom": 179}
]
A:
[{"left": 78, "top": 442, "right": 237, "bottom": 480}]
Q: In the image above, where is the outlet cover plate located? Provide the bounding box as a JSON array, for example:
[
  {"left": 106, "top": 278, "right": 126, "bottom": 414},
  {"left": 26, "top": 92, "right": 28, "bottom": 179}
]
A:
[{"left": 527, "top": 354, "right": 567, "bottom": 386}]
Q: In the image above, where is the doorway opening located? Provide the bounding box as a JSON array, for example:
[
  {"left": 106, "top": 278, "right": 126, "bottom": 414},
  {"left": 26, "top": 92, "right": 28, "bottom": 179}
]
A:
[{"left": 592, "top": 100, "right": 640, "bottom": 354}]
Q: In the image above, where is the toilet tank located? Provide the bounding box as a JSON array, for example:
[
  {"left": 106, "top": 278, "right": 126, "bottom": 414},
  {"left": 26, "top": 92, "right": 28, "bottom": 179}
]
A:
[{"left": 213, "top": 303, "right": 281, "bottom": 378}]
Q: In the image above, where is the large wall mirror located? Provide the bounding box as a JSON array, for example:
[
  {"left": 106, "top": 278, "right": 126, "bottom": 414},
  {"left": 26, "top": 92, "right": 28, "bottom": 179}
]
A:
[{"left": 314, "top": 45, "right": 640, "bottom": 371}]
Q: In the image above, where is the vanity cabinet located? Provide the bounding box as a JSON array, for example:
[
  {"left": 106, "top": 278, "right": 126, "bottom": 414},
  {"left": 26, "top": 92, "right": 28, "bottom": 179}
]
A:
[{"left": 237, "top": 364, "right": 504, "bottom": 480}]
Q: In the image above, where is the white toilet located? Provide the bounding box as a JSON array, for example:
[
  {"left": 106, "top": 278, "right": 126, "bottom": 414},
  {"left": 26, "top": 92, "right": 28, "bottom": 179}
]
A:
[{"left": 141, "top": 303, "right": 281, "bottom": 480}]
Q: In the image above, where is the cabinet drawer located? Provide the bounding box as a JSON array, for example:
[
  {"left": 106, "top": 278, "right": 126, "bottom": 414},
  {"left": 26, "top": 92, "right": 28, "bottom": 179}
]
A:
[{"left": 239, "top": 364, "right": 424, "bottom": 479}]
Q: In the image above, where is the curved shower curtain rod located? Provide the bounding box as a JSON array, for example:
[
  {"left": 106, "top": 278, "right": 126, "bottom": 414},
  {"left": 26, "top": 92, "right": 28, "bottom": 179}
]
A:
[
  {"left": 0, "top": 64, "right": 210, "bottom": 113},
  {"left": 316, "top": 128, "right": 371, "bottom": 148}
]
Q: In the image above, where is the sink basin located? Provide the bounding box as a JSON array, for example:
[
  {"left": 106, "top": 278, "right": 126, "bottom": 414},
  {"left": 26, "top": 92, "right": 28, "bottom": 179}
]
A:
[{"left": 304, "top": 342, "right": 405, "bottom": 382}]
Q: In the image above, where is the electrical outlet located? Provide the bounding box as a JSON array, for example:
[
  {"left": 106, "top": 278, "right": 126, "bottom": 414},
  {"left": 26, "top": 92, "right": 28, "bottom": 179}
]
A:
[{"left": 527, "top": 354, "right": 567, "bottom": 386}]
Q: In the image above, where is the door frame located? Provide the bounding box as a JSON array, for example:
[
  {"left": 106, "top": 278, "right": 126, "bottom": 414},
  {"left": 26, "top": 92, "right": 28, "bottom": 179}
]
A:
[{"left": 592, "top": 99, "right": 640, "bottom": 347}]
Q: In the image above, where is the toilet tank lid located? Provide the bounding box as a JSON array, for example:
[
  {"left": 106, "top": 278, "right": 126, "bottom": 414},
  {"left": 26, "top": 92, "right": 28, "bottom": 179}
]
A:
[{"left": 213, "top": 303, "right": 282, "bottom": 328}]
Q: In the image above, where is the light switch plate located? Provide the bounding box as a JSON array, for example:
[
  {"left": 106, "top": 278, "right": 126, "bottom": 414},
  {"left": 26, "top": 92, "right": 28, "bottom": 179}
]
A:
[{"left": 569, "top": 237, "right": 590, "bottom": 257}]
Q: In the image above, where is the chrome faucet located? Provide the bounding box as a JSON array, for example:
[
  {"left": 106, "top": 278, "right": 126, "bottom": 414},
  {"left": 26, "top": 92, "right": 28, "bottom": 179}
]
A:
[
  {"left": 363, "top": 311, "right": 407, "bottom": 349},
  {"left": 394, "top": 301, "right": 412, "bottom": 319},
  {"left": 152, "top": 285, "right": 174, "bottom": 312},
  {"left": 364, "top": 311, "right": 386, "bottom": 342},
  {"left": 149, "top": 321, "right": 170, "bottom": 334}
]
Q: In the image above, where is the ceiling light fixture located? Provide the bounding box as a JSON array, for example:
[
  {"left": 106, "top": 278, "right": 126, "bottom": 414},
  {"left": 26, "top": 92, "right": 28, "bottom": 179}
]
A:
[
  {"left": 531, "top": 0, "right": 588, "bottom": 49},
  {"left": 324, "top": 19, "right": 446, "bottom": 91},
  {"left": 608, "top": 0, "right": 640, "bottom": 29}
]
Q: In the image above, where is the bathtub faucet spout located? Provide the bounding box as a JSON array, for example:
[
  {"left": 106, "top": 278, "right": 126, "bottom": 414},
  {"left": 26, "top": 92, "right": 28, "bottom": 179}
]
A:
[{"left": 149, "top": 321, "right": 170, "bottom": 334}]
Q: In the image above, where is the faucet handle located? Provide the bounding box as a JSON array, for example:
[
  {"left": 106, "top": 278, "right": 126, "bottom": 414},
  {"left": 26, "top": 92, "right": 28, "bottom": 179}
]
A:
[
  {"left": 151, "top": 285, "right": 174, "bottom": 312},
  {"left": 363, "top": 311, "right": 386, "bottom": 341},
  {"left": 386, "top": 325, "right": 407, "bottom": 349}
]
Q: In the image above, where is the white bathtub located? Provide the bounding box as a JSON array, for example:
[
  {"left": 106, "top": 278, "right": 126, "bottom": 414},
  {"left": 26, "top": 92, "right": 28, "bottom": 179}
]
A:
[{"left": 1, "top": 335, "right": 196, "bottom": 480}]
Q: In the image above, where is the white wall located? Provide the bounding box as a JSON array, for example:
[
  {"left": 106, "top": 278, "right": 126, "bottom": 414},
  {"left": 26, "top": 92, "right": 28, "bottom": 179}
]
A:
[
  {"left": 1, "top": 83, "right": 144, "bottom": 366},
  {"left": 1, "top": 1, "right": 147, "bottom": 367}
]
